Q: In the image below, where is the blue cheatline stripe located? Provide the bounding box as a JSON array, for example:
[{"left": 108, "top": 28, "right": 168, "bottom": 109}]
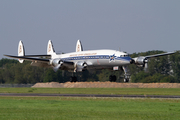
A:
[
  {"left": 116, "top": 57, "right": 131, "bottom": 61},
  {"left": 61, "top": 55, "right": 131, "bottom": 62}
]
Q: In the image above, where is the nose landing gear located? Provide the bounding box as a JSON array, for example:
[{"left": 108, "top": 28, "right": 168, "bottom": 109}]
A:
[{"left": 124, "top": 75, "right": 130, "bottom": 83}]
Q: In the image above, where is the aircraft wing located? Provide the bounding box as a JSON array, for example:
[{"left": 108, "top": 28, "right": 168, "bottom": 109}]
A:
[
  {"left": 145, "top": 52, "right": 175, "bottom": 59},
  {"left": 20, "top": 55, "right": 51, "bottom": 58},
  {"left": 4, "top": 54, "right": 74, "bottom": 71},
  {"left": 132, "top": 51, "right": 175, "bottom": 68},
  {"left": 4, "top": 55, "right": 49, "bottom": 63}
]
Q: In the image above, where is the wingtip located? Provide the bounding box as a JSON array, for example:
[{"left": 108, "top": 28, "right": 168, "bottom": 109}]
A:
[{"left": 4, "top": 54, "right": 9, "bottom": 57}]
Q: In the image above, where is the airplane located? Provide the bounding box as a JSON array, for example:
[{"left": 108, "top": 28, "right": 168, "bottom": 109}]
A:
[{"left": 4, "top": 40, "right": 175, "bottom": 82}]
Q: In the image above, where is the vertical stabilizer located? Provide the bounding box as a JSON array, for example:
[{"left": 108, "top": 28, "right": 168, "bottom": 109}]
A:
[
  {"left": 47, "top": 40, "right": 56, "bottom": 55},
  {"left": 18, "top": 40, "right": 25, "bottom": 63},
  {"left": 76, "top": 40, "right": 83, "bottom": 52}
]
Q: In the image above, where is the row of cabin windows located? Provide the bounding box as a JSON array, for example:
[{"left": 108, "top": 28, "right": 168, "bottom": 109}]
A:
[
  {"left": 63, "top": 56, "right": 108, "bottom": 60},
  {"left": 63, "top": 55, "right": 128, "bottom": 60}
]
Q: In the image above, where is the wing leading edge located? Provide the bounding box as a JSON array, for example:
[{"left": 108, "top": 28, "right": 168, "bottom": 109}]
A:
[
  {"left": 145, "top": 52, "right": 175, "bottom": 59},
  {"left": 4, "top": 54, "right": 75, "bottom": 70},
  {"left": 20, "top": 55, "right": 51, "bottom": 58}
]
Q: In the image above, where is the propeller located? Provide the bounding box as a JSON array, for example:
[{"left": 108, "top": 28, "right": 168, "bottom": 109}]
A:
[
  {"left": 53, "top": 64, "right": 61, "bottom": 72},
  {"left": 133, "top": 57, "right": 149, "bottom": 72},
  {"left": 50, "top": 59, "right": 63, "bottom": 72}
]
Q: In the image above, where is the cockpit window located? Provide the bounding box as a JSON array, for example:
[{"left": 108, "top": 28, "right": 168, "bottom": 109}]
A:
[
  {"left": 121, "top": 54, "right": 129, "bottom": 57},
  {"left": 124, "top": 55, "right": 129, "bottom": 57}
]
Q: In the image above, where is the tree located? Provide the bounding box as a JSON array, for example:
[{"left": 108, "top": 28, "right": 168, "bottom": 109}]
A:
[
  {"left": 170, "top": 51, "right": 180, "bottom": 82},
  {"left": 0, "top": 50, "right": 179, "bottom": 84},
  {"left": 44, "top": 69, "right": 57, "bottom": 82},
  {"left": 98, "top": 69, "right": 111, "bottom": 82}
]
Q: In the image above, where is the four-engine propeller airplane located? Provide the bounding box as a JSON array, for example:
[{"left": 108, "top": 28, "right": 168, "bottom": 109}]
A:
[{"left": 4, "top": 40, "right": 175, "bottom": 82}]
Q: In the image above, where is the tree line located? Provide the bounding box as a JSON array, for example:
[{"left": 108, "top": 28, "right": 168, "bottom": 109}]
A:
[{"left": 0, "top": 50, "right": 180, "bottom": 84}]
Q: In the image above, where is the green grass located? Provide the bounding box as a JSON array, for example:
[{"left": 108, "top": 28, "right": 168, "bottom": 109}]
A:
[
  {"left": 0, "top": 97, "right": 179, "bottom": 120},
  {"left": 0, "top": 88, "right": 180, "bottom": 96},
  {"left": 0, "top": 88, "right": 180, "bottom": 119}
]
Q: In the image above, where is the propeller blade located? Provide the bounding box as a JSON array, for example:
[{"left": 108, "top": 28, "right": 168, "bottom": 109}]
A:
[
  {"left": 53, "top": 61, "right": 63, "bottom": 72},
  {"left": 144, "top": 63, "right": 148, "bottom": 72},
  {"left": 53, "top": 64, "right": 61, "bottom": 72}
]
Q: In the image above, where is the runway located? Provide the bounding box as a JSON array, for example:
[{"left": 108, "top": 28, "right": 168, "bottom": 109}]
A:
[{"left": 0, "top": 93, "right": 180, "bottom": 98}]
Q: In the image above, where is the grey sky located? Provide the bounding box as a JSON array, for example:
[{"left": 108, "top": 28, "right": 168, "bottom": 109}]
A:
[{"left": 0, "top": 0, "right": 180, "bottom": 59}]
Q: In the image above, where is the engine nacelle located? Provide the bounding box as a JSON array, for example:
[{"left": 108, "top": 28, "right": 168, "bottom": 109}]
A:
[
  {"left": 134, "top": 57, "right": 147, "bottom": 66},
  {"left": 50, "top": 58, "right": 62, "bottom": 67},
  {"left": 75, "top": 61, "right": 87, "bottom": 72}
]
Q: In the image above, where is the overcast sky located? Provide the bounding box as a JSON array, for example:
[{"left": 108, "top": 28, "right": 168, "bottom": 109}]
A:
[{"left": 0, "top": 0, "right": 180, "bottom": 59}]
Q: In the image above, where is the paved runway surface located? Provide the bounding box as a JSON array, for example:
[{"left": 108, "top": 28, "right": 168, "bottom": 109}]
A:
[{"left": 0, "top": 93, "right": 180, "bottom": 98}]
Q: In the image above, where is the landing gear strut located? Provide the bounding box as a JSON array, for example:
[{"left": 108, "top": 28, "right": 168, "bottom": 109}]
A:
[
  {"left": 70, "top": 76, "right": 77, "bottom": 82},
  {"left": 109, "top": 75, "right": 116, "bottom": 82},
  {"left": 122, "top": 66, "right": 131, "bottom": 83}
]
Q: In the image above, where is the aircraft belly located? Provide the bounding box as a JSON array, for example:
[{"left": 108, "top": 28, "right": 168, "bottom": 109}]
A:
[
  {"left": 87, "top": 59, "right": 112, "bottom": 70},
  {"left": 58, "top": 58, "right": 130, "bottom": 72}
]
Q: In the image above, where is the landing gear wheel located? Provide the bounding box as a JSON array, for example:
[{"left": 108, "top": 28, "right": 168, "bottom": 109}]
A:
[
  {"left": 124, "top": 78, "right": 129, "bottom": 83},
  {"left": 109, "top": 76, "right": 112, "bottom": 82},
  {"left": 70, "top": 76, "right": 77, "bottom": 82},
  {"left": 109, "top": 75, "right": 116, "bottom": 82}
]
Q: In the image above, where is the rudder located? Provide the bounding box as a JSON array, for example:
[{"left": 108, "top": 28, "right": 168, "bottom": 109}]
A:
[
  {"left": 76, "top": 40, "right": 83, "bottom": 52},
  {"left": 47, "top": 40, "right": 56, "bottom": 55},
  {"left": 18, "top": 40, "right": 25, "bottom": 63}
]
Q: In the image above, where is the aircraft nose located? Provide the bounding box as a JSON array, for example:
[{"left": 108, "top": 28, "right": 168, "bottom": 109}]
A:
[{"left": 130, "top": 59, "right": 135, "bottom": 64}]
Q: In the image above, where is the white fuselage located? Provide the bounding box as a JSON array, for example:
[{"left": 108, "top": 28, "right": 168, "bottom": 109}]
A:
[{"left": 51, "top": 49, "right": 132, "bottom": 70}]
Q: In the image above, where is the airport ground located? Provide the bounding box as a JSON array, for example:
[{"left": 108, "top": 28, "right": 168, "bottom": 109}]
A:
[
  {"left": 0, "top": 85, "right": 180, "bottom": 119},
  {"left": 0, "top": 96, "right": 180, "bottom": 120}
]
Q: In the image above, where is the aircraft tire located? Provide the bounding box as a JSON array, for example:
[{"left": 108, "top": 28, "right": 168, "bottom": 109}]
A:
[
  {"left": 73, "top": 77, "right": 77, "bottom": 82},
  {"left": 70, "top": 76, "right": 73, "bottom": 82},
  {"left": 109, "top": 75, "right": 116, "bottom": 82},
  {"left": 109, "top": 75, "right": 113, "bottom": 82},
  {"left": 70, "top": 76, "right": 77, "bottom": 82},
  {"left": 113, "top": 75, "right": 116, "bottom": 82},
  {"left": 124, "top": 78, "right": 129, "bottom": 83}
]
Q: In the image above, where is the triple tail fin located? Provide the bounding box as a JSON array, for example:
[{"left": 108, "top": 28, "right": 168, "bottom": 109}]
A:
[
  {"left": 18, "top": 40, "right": 25, "bottom": 63},
  {"left": 76, "top": 40, "right": 83, "bottom": 52},
  {"left": 47, "top": 40, "right": 56, "bottom": 55}
]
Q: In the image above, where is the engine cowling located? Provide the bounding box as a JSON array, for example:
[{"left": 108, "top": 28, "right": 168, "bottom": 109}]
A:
[
  {"left": 75, "top": 61, "right": 87, "bottom": 72},
  {"left": 134, "top": 57, "right": 146, "bottom": 65},
  {"left": 50, "top": 58, "right": 63, "bottom": 72},
  {"left": 133, "top": 57, "right": 148, "bottom": 68},
  {"left": 50, "top": 58, "right": 62, "bottom": 67},
  {"left": 133, "top": 56, "right": 148, "bottom": 72}
]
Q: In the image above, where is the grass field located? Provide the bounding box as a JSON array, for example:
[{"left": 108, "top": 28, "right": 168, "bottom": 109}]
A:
[
  {"left": 0, "top": 88, "right": 180, "bottom": 120},
  {"left": 0, "top": 97, "right": 180, "bottom": 120},
  {"left": 0, "top": 88, "right": 180, "bottom": 96}
]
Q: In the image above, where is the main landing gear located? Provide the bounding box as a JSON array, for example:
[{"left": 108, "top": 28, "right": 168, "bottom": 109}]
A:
[
  {"left": 109, "top": 75, "right": 116, "bottom": 82},
  {"left": 70, "top": 76, "right": 77, "bottom": 82},
  {"left": 109, "top": 75, "right": 130, "bottom": 82},
  {"left": 109, "top": 66, "right": 131, "bottom": 82}
]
